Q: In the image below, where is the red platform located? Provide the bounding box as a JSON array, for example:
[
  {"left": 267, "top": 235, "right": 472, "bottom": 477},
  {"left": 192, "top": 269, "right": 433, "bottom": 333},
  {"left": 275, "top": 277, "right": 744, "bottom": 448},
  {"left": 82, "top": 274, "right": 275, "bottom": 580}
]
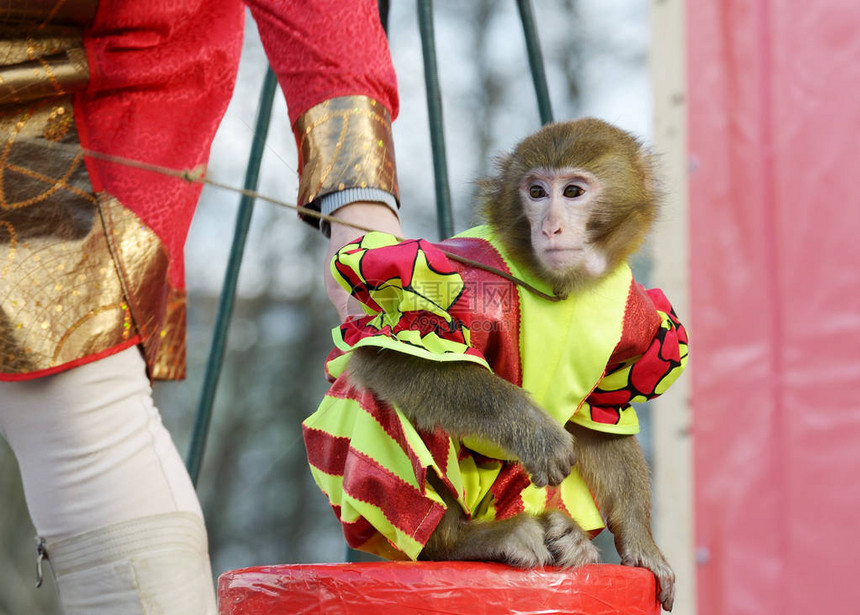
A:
[{"left": 218, "top": 562, "right": 660, "bottom": 614}]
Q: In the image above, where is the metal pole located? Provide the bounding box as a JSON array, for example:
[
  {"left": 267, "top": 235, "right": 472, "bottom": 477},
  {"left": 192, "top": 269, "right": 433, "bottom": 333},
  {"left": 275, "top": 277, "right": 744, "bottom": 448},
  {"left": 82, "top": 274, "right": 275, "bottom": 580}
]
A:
[
  {"left": 516, "top": 0, "right": 554, "bottom": 125},
  {"left": 186, "top": 67, "right": 279, "bottom": 486},
  {"left": 417, "top": 0, "right": 455, "bottom": 239}
]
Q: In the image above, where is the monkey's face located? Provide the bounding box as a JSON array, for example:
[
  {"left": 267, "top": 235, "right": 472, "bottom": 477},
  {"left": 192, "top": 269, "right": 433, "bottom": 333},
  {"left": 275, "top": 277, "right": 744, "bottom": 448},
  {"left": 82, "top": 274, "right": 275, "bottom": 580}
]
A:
[
  {"left": 481, "top": 118, "right": 657, "bottom": 297},
  {"left": 520, "top": 166, "right": 609, "bottom": 282}
]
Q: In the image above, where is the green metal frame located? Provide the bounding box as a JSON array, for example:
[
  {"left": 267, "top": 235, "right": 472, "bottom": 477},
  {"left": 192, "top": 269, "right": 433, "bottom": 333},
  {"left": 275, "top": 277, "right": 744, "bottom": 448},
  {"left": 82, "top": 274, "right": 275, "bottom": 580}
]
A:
[
  {"left": 417, "top": 0, "right": 454, "bottom": 239},
  {"left": 516, "top": 0, "right": 554, "bottom": 125},
  {"left": 185, "top": 68, "right": 279, "bottom": 486}
]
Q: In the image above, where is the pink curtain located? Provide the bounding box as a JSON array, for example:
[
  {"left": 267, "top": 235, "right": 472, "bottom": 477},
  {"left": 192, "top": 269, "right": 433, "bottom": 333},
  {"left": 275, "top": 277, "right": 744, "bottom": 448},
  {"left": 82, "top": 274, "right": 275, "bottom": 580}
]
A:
[{"left": 688, "top": 1, "right": 860, "bottom": 613}]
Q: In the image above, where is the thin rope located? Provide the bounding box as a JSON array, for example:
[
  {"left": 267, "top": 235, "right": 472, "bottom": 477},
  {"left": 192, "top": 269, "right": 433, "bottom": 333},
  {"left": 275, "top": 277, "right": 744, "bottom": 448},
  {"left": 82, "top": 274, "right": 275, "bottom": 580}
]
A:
[{"left": 15, "top": 135, "right": 562, "bottom": 301}]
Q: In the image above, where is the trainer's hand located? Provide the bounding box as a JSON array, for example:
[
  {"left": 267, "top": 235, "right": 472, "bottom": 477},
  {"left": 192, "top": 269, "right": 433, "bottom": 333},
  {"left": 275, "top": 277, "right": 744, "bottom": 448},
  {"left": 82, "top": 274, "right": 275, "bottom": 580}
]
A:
[{"left": 325, "top": 202, "right": 402, "bottom": 320}]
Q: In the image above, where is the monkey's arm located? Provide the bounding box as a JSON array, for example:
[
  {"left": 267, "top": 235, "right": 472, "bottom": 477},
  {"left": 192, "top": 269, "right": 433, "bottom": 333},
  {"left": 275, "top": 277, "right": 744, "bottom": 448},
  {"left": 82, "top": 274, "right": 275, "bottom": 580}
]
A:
[
  {"left": 563, "top": 291, "right": 686, "bottom": 612},
  {"left": 567, "top": 423, "right": 674, "bottom": 611},
  {"left": 348, "top": 346, "right": 576, "bottom": 487}
]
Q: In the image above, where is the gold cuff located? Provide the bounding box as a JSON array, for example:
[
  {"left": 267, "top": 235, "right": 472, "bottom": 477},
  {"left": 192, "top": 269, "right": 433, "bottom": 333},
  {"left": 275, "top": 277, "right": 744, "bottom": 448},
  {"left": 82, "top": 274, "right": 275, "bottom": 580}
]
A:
[
  {"left": 0, "top": 48, "right": 89, "bottom": 105},
  {"left": 0, "top": 22, "right": 93, "bottom": 107},
  {"left": 295, "top": 95, "right": 399, "bottom": 225}
]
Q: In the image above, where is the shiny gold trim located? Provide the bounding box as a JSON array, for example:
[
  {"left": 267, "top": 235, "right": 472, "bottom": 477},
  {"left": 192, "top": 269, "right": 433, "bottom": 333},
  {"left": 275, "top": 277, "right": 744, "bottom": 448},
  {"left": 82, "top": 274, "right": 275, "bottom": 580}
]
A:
[
  {"left": 152, "top": 286, "right": 186, "bottom": 380},
  {"left": 98, "top": 195, "right": 186, "bottom": 380},
  {"left": 0, "top": 0, "right": 95, "bottom": 106},
  {"left": 295, "top": 95, "right": 399, "bottom": 222},
  {"left": 0, "top": 32, "right": 89, "bottom": 105},
  {"left": 0, "top": 95, "right": 186, "bottom": 380},
  {"left": 0, "top": 48, "right": 89, "bottom": 105},
  {"left": 0, "top": 103, "right": 96, "bottom": 209},
  {"left": 0, "top": 97, "right": 133, "bottom": 374},
  {"left": 0, "top": 8, "right": 186, "bottom": 380}
]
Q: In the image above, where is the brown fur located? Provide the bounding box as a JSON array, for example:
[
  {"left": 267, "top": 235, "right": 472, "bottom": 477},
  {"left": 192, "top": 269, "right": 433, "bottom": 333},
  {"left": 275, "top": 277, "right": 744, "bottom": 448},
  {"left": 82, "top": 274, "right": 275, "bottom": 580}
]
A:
[
  {"left": 347, "top": 119, "right": 675, "bottom": 611},
  {"left": 479, "top": 118, "right": 660, "bottom": 296}
]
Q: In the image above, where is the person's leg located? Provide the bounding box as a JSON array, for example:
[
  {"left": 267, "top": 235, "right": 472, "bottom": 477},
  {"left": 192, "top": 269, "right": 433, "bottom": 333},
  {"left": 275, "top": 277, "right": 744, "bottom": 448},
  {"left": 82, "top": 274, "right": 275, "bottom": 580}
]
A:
[{"left": 0, "top": 347, "right": 216, "bottom": 614}]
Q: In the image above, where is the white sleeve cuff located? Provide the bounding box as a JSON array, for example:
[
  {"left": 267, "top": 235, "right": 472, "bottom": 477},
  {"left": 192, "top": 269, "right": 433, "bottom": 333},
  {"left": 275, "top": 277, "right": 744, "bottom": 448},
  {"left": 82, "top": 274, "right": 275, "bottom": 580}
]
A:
[{"left": 316, "top": 188, "right": 400, "bottom": 237}]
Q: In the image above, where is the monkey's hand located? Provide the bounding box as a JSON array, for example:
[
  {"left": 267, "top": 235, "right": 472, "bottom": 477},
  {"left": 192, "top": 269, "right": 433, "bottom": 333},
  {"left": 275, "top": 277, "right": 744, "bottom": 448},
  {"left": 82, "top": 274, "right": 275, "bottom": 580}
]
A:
[
  {"left": 347, "top": 347, "right": 576, "bottom": 487},
  {"left": 614, "top": 526, "right": 676, "bottom": 612},
  {"left": 510, "top": 401, "right": 578, "bottom": 488}
]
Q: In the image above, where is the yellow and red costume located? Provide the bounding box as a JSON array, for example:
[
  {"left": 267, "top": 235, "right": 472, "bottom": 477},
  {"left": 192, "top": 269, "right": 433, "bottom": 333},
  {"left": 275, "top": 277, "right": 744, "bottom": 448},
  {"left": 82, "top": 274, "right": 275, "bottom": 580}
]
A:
[
  {"left": 304, "top": 227, "right": 688, "bottom": 560},
  {"left": 0, "top": 0, "right": 399, "bottom": 381}
]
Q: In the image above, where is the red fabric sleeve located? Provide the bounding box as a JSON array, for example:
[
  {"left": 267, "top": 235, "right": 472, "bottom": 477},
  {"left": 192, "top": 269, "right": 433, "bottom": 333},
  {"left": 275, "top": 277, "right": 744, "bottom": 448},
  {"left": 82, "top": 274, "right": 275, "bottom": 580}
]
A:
[
  {"left": 609, "top": 282, "right": 662, "bottom": 365},
  {"left": 588, "top": 288, "right": 689, "bottom": 412},
  {"left": 332, "top": 237, "right": 485, "bottom": 364},
  {"left": 79, "top": 0, "right": 397, "bottom": 288},
  {"left": 79, "top": 0, "right": 246, "bottom": 287},
  {"left": 246, "top": 0, "right": 399, "bottom": 124}
]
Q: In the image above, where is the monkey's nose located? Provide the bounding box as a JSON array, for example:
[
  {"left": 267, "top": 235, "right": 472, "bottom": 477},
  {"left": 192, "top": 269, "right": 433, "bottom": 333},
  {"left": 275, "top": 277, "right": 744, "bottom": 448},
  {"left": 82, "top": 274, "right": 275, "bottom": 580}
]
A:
[{"left": 542, "top": 223, "right": 564, "bottom": 238}]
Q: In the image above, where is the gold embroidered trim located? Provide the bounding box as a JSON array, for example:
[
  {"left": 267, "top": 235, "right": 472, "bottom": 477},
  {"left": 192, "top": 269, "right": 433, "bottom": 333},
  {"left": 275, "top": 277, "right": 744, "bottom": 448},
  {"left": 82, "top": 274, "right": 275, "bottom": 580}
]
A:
[
  {"left": 0, "top": 46, "right": 89, "bottom": 105},
  {"left": 0, "top": 97, "right": 133, "bottom": 374},
  {"left": 295, "top": 95, "right": 399, "bottom": 222},
  {"left": 0, "top": 2, "right": 186, "bottom": 380},
  {"left": 0, "top": 2, "right": 95, "bottom": 106},
  {"left": 98, "top": 195, "right": 186, "bottom": 380}
]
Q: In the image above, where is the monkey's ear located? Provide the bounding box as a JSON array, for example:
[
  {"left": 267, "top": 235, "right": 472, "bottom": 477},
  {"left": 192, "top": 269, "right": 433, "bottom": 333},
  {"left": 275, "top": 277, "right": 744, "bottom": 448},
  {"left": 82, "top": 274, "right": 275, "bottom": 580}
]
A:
[
  {"left": 477, "top": 152, "right": 517, "bottom": 225},
  {"left": 635, "top": 149, "right": 662, "bottom": 203},
  {"left": 493, "top": 151, "right": 514, "bottom": 175},
  {"left": 475, "top": 176, "right": 494, "bottom": 193},
  {"left": 477, "top": 152, "right": 514, "bottom": 198}
]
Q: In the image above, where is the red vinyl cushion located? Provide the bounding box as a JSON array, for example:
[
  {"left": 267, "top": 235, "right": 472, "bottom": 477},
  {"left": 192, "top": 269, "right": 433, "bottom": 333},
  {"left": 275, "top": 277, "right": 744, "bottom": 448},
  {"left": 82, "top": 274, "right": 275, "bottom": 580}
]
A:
[{"left": 217, "top": 562, "right": 661, "bottom": 614}]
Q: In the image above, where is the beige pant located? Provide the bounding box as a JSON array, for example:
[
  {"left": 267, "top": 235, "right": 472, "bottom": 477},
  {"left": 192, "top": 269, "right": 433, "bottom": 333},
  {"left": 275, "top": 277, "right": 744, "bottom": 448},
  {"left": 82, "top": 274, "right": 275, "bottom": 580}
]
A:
[{"left": 0, "top": 347, "right": 216, "bottom": 614}]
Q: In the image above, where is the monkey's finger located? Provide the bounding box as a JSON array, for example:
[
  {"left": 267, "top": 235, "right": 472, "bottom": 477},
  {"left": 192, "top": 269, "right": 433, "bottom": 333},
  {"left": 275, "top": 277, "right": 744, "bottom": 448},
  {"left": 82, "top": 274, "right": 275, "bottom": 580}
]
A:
[
  {"left": 652, "top": 569, "right": 675, "bottom": 612},
  {"left": 541, "top": 451, "right": 576, "bottom": 487},
  {"left": 618, "top": 554, "right": 675, "bottom": 611},
  {"left": 567, "top": 448, "right": 577, "bottom": 470},
  {"left": 659, "top": 582, "right": 675, "bottom": 612},
  {"left": 547, "top": 464, "right": 569, "bottom": 487},
  {"left": 529, "top": 471, "right": 548, "bottom": 488},
  {"left": 554, "top": 450, "right": 578, "bottom": 484}
]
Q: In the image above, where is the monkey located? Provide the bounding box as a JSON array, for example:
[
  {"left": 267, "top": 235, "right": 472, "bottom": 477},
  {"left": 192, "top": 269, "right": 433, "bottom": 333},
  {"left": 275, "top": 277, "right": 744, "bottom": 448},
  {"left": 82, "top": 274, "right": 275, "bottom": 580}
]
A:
[{"left": 303, "top": 118, "right": 688, "bottom": 612}]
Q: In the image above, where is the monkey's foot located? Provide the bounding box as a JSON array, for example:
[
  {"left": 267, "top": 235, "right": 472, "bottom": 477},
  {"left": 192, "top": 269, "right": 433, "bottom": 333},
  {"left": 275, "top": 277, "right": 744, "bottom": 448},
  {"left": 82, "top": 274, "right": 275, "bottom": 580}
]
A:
[
  {"left": 490, "top": 515, "right": 554, "bottom": 568},
  {"left": 618, "top": 543, "right": 675, "bottom": 612},
  {"left": 540, "top": 511, "right": 599, "bottom": 568},
  {"left": 447, "top": 514, "right": 554, "bottom": 569}
]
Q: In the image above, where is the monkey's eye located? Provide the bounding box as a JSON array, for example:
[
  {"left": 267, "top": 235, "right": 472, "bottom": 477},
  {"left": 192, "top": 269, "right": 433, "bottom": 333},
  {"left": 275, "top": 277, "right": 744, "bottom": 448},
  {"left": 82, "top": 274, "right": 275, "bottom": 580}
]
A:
[
  {"left": 563, "top": 184, "right": 585, "bottom": 198},
  {"left": 528, "top": 185, "right": 547, "bottom": 199}
]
